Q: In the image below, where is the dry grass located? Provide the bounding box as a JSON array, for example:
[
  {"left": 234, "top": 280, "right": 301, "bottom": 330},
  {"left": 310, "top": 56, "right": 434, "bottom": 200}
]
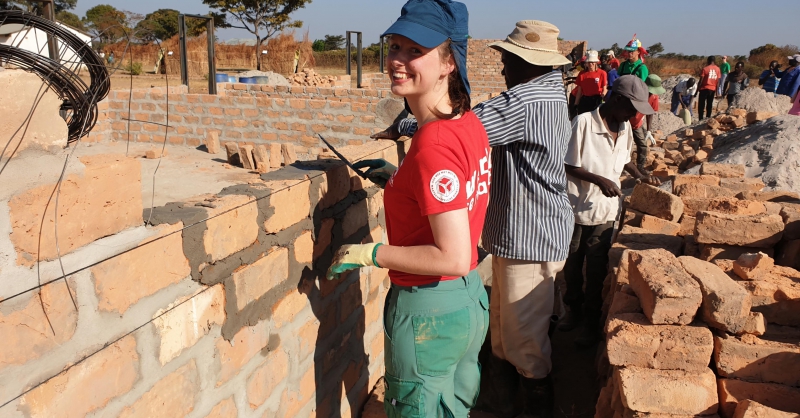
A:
[{"left": 103, "top": 31, "right": 315, "bottom": 79}]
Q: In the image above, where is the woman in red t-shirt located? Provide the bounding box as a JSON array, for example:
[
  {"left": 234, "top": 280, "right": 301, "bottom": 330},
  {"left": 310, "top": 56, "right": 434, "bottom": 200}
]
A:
[
  {"left": 325, "top": 1, "right": 491, "bottom": 416},
  {"left": 575, "top": 50, "right": 608, "bottom": 115}
]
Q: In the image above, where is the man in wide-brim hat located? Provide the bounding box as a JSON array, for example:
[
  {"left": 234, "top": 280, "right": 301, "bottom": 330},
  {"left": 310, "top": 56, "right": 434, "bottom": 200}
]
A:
[{"left": 375, "top": 20, "right": 575, "bottom": 418}]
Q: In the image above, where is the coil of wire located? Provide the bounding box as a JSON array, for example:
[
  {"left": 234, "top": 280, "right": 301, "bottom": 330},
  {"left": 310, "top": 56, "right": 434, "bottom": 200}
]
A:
[{"left": 0, "top": 10, "right": 110, "bottom": 143}]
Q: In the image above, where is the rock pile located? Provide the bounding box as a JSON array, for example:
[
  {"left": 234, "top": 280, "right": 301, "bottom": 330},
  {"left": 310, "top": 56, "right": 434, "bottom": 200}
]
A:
[
  {"left": 644, "top": 109, "right": 780, "bottom": 178},
  {"left": 596, "top": 163, "right": 800, "bottom": 417},
  {"left": 650, "top": 110, "right": 689, "bottom": 135},
  {"left": 290, "top": 68, "right": 341, "bottom": 87},
  {"left": 711, "top": 114, "right": 800, "bottom": 192},
  {"left": 731, "top": 88, "right": 793, "bottom": 114}
]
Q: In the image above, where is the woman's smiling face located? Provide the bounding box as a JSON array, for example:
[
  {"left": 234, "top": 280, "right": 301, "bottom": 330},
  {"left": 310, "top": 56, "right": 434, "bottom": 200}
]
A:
[{"left": 386, "top": 35, "right": 448, "bottom": 98}]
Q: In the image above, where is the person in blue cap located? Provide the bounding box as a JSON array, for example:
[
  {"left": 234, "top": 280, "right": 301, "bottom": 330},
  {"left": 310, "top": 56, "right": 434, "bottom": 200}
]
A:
[
  {"left": 373, "top": 19, "right": 578, "bottom": 418},
  {"left": 325, "top": 1, "right": 491, "bottom": 417}
]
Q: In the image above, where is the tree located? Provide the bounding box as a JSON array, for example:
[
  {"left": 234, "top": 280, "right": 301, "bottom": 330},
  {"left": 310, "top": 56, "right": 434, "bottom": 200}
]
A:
[
  {"left": 203, "top": 0, "right": 312, "bottom": 70},
  {"left": 312, "top": 39, "right": 325, "bottom": 52},
  {"left": 647, "top": 42, "right": 664, "bottom": 57},
  {"left": 134, "top": 9, "right": 219, "bottom": 43},
  {"left": 322, "top": 34, "right": 344, "bottom": 51},
  {"left": 56, "top": 10, "right": 85, "bottom": 30},
  {"left": 83, "top": 4, "right": 127, "bottom": 45}
]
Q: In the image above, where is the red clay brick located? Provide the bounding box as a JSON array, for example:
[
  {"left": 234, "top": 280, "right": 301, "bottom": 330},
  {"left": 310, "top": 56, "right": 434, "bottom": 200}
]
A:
[
  {"left": 628, "top": 184, "right": 684, "bottom": 221},
  {"left": 246, "top": 349, "right": 289, "bottom": 409},
  {"left": 718, "top": 378, "right": 800, "bottom": 418},
  {"left": 9, "top": 154, "right": 142, "bottom": 266},
  {"left": 733, "top": 399, "right": 799, "bottom": 418},
  {"left": 21, "top": 335, "right": 138, "bottom": 418},
  {"left": 606, "top": 313, "right": 713, "bottom": 372},
  {"left": 715, "top": 333, "right": 800, "bottom": 387},
  {"left": 216, "top": 324, "right": 270, "bottom": 386},
  {"left": 0, "top": 279, "right": 78, "bottom": 371},
  {"left": 678, "top": 256, "right": 751, "bottom": 334},
  {"left": 616, "top": 366, "right": 718, "bottom": 416},
  {"left": 696, "top": 212, "right": 785, "bottom": 248},
  {"left": 119, "top": 360, "right": 199, "bottom": 418},
  {"left": 628, "top": 249, "right": 702, "bottom": 325}
]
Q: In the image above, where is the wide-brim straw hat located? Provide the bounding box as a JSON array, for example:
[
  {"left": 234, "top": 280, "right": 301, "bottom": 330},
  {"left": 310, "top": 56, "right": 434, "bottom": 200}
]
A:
[{"left": 489, "top": 20, "right": 572, "bottom": 67}]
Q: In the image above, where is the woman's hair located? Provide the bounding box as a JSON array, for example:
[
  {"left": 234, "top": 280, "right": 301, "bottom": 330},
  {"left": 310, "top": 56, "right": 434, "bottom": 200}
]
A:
[{"left": 431, "top": 40, "right": 471, "bottom": 120}]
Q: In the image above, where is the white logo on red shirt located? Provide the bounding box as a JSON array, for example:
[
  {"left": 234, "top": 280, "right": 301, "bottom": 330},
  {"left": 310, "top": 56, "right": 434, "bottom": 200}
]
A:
[
  {"left": 430, "top": 170, "right": 459, "bottom": 203},
  {"left": 709, "top": 70, "right": 718, "bottom": 80}
]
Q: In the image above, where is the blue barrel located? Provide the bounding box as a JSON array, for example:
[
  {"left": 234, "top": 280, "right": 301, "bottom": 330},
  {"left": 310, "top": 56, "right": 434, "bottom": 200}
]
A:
[
  {"left": 228, "top": 75, "right": 237, "bottom": 83},
  {"left": 239, "top": 77, "right": 257, "bottom": 84},
  {"left": 215, "top": 73, "right": 229, "bottom": 83}
]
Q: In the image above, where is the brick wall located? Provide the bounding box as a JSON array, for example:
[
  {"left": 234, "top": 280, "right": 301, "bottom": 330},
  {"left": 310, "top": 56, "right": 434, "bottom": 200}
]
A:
[
  {"left": 87, "top": 85, "right": 406, "bottom": 156},
  {"left": 0, "top": 139, "right": 404, "bottom": 417}
]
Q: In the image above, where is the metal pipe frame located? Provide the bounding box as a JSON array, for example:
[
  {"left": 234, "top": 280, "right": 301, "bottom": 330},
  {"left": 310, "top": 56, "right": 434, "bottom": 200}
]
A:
[
  {"left": 177, "top": 13, "right": 217, "bottom": 95},
  {"left": 345, "top": 31, "right": 363, "bottom": 88}
]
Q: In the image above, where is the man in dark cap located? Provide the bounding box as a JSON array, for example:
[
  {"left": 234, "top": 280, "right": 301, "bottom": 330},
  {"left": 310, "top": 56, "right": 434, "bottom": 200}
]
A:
[{"left": 561, "top": 75, "right": 659, "bottom": 347}]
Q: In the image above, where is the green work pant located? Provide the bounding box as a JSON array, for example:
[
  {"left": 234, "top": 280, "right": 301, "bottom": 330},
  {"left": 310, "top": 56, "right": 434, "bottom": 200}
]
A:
[{"left": 383, "top": 270, "right": 489, "bottom": 418}]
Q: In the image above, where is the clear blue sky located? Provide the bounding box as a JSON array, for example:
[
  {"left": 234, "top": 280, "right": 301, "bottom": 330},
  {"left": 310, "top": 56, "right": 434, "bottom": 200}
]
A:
[{"left": 73, "top": 0, "right": 796, "bottom": 56}]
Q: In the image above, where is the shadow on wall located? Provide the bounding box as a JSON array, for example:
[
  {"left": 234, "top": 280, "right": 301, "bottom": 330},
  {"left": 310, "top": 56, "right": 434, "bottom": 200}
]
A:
[{"left": 298, "top": 162, "right": 382, "bottom": 417}]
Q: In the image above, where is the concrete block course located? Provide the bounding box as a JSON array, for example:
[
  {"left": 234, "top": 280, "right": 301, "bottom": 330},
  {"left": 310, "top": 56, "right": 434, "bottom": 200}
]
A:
[
  {"left": 8, "top": 154, "right": 143, "bottom": 266},
  {"left": 92, "top": 222, "right": 191, "bottom": 314},
  {"left": 0, "top": 279, "right": 78, "bottom": 372},
  {"left": 232, "top": 246, "right": 290, "bottom": 311},
  {"left": 628, "top": 249, "right": 702, "bottom": 325},
  {"left": 20, "top": 335, "right": 139, "bottom": 418}
]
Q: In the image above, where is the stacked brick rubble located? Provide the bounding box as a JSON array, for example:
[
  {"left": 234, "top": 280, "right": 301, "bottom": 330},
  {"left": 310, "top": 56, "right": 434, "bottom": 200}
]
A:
[
  {"left": 643, "top": 108, "right": 780, "bottom": 178},
  {"left": 595, "top": 162, "right": 800, "bottom": 418},
  {"left": 290, "top": 68, "right": 350, "bottom": 88}
]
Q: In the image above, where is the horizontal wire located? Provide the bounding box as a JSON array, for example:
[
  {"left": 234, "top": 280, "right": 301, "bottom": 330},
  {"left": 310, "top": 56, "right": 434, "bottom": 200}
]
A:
[{"left": 0, "top": 284, "right": 215, "bottom": 410}]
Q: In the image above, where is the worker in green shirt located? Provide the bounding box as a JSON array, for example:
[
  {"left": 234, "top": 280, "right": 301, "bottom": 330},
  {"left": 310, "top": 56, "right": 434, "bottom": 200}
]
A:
[
  {"left": 618, "top": 37, "right": 649, "bottom": 82},
  {"left": 718, "top": 55, "right": 731, "bottom": 97}
]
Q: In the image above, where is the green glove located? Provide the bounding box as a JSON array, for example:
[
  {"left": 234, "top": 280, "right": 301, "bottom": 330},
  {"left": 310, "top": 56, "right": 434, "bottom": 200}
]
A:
[
  {"left": 352, "top": 159, "right": 397, "bottom": 189},
  {"left": 326, "top": 243, "right": 383, "bottom": 280}
]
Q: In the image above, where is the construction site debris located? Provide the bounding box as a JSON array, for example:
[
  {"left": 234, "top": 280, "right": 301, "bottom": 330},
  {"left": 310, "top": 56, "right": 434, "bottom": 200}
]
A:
[
  {"left": 711, "top": 115, "right": 800, "bottom": 192},
  {"left": 730, "top": 87, "right": 793, "bottom": 114},
  {"left": 628, "top": 249, "right": 702, "bottom": 325},
  {"left": 649, "top": 111, "right": 688, "bottom": 135},
  {"left": 290, "top": 68, "right": 341, "bottom": 87},
  {"left": 205, "top": 132, "right": 221, "bottom": 154},
  {"left": 235, "top": 70, "right": 290, "bottom": 86}
]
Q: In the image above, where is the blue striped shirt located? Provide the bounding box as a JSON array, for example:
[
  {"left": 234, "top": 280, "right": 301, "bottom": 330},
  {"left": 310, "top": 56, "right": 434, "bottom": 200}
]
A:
[{"left": 398, "top": 71, "right": 573, "bottom": 261}]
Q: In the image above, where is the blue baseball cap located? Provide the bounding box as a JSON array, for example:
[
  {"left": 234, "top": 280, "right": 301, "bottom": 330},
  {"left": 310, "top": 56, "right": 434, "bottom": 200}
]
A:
[{"left": 382, "top": 0, "right": 471, "bottom": 95}]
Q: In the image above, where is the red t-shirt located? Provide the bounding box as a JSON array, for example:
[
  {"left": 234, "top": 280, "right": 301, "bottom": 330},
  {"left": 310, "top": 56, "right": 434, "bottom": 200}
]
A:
[
  {"left": 631, "top": 94, "right": 660, "bottom": 129},
  {"left": 699, "top": 65, "right": 722, "bottom": 91},
  {"left": 576, "top": 69, "right": 608, "bottom": 97},
  {"left": 609, "top": 58, "right": 620, "bottom": 70},
  {"left": 383, "top": 111, "right": 491, "bottom": 286}
]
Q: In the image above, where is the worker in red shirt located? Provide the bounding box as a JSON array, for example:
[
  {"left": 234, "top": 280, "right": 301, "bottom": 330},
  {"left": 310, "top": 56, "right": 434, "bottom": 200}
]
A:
[
  {"left": 574, "top": 50, "right": 608, "bottom": 115},
  {"left": 697, "top": 56, "right": 722, "bottom": 120},
  {"left": 629, "top": 74, "right": 666, "bottom": 173},
  {"left": 327, "top": 1, "right": 491, "bottom": 416},
  {"left": 606, "top": 50, "right": 620, "bottom": 70}
]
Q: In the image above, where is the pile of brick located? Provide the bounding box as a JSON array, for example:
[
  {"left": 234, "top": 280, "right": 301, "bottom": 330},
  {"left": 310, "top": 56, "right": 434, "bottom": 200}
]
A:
[
  {"left": 596, "top": 162, "right": 800, "bottom": 418},
  {"left": 290, "top": 68, "right": 341, "bottom": 87},
  {"left": 645, "top": 109, "right": 779, "bottom": 178}
]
